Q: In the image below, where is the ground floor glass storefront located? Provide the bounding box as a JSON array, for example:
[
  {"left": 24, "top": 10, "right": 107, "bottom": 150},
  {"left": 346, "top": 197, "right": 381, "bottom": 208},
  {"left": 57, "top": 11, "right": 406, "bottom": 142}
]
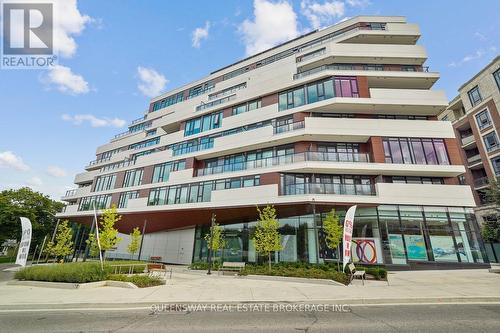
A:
[{"left": 192, "top": 205, "right": 487, "bottom": 266}]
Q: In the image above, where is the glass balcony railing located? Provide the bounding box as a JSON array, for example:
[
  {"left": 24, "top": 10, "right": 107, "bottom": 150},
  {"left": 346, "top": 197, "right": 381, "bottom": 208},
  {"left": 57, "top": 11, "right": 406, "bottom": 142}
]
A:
[
  {"left": 172, "top": 140, "right": 214, "bottom": 156},
  {"left": 293, "top": 64, "right": 430, "bottom": 80},
  {"left": 283, "top": 183, "right": 375, "bottom": 196},
  {"left": 195, "top": 151, "right": 370, "bottom": 176},
  {"left": 273, "top": 121, "right": 305, "bottom": 134}
]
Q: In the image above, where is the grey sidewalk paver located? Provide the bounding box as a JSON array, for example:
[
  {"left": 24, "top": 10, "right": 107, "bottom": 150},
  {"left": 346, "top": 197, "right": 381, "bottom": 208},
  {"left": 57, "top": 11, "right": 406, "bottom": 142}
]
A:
[{"left": 0, "top": 269, "right": 498, "bottom": 306}]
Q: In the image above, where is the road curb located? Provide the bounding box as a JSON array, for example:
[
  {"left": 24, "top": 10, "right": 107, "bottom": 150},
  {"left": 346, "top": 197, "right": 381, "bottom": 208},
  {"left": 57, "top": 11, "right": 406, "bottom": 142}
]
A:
[{"left": 7, "top": 280, "right": 138, "bottom": 289}]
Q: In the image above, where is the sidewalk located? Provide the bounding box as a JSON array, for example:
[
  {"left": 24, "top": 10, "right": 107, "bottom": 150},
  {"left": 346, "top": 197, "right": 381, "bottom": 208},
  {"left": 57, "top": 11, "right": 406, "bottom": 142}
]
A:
[{"left": 0, "top": 267, "right": 499, "bottom": 309}]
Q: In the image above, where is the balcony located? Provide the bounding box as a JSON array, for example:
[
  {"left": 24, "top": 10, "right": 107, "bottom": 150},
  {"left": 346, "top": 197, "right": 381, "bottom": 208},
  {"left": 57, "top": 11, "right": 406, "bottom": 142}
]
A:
[
  {"left": 473, "top": 177, "right": 489, "bottom": 189},
  {"left": 172, "top": 140, "right": 214, "bottom": 156},
  {"left": 195, "top": 151, "right": 370, "bottom": 176},
  {"left": 273, "top": 121, "right": 305, "bottom": 134},
  {"left": 467, "top": 154, "right": 482, "bottom": 167},
  {"left": 283, "top": 183, "right": 375, "bottom": 196},
  {"left": 293, "top": 64, "right": 430, "bottom": 80},
  {"left": 461, "top": 134, "right": 475, "bottom": 147}
]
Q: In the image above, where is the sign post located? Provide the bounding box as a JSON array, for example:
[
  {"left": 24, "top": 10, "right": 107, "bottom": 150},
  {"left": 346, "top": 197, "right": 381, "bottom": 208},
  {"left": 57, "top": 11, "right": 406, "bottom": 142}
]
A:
[
  {"left": 342, "top": 205, "right": 357, "bottom": 272},
  {"left": 15, "top": 217, "right": 32, "bottom": 267}
]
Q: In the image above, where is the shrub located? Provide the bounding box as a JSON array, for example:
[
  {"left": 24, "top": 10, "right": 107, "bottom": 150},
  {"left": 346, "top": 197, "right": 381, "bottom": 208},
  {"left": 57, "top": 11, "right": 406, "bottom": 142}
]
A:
[
  {"left": 15, "top": 262, "right": 111, "bottom": 283},
  {"left": 108, "top": 274, "right": 164, "bottom": 288},
  {"left": 189, "top": 261, "right": 221, "bottom": 270}
]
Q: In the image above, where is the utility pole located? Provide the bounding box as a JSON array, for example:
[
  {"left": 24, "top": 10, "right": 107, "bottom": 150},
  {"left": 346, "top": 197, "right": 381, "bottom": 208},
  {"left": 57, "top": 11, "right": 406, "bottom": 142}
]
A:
[
  {"left": 137, "top": 219, "right": 147, "bottom": 261},
  {"left": 207, "top": 213, "right": 216, "bottom": 275},
  {"left": 37, "top": 235, "right": 48, "bottom": 264}
]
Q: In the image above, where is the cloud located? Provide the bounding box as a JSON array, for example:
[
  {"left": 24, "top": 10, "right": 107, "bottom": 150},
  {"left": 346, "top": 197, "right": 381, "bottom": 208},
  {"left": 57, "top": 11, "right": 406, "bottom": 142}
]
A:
[
  {"left": 52, "top": 0, "right": 92, "bottom": 58},
  {"left": 26, "top": 177, "right": 43, "bottom": 187},
  {"left": 42, "top": 65, "right": 90, "bottom": 94},
  {"left": 192, "top": 21, "right": 210, "bottom": 48},
  {"left": 346, "top": 0, "right": 371, "bottom": 7},
  {"left": 47, "top": 166, "right": 67, "bottom": 178},
  {"left": 448, "top": 49, "right": 487, "bottom": 67},
  {"left": 136, "top": 66, "right": 168, "bottom": 98},
  {"left": 239, "top": 0, "right": 299, "bottom": 56},
  {"left": 61, "top": 114, "right": 126, "bottom": 128},
  {"left": 0, "top": 151, "right": 30, "bottom": 171},
  {"left": 301, "top": 0, "right": 345, "bottom": 30}
]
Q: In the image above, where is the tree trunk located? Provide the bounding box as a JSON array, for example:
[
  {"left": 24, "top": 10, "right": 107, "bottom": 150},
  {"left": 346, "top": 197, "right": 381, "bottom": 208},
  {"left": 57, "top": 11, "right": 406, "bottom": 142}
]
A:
[{"left": 268, "top": 252, "right": 271, "bottom": 272}]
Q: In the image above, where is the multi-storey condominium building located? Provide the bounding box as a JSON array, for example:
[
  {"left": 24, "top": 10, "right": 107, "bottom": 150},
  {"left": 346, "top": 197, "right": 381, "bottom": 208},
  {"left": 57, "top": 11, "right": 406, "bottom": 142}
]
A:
[
  {"left": 58, "top": 16, "right": 489, "bottom": 268},
  {"left": 438, "top": 57, "right": 500, "bottom": 225}
]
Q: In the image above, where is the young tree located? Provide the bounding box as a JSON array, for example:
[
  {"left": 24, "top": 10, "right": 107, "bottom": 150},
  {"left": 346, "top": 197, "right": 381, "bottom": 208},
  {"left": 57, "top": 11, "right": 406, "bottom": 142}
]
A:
[
  {"left": 481, "top": 178, "right": 500, "bottom": 243},
  {"left": 127, "top": 227, "right": 142, "bottom": 259},
  {"left": 253, "top": 205, "right": 282, "bottom": 271},
  {"left": 204, "top": 222, "right": 226, "bottom": 262},
  {"left": 322, "top": 209, "right": 343, "bottom": 271},
  {"left": 44, "top": 220, "right": 74, "bottom": 263},
  {"left": 86, "top": 205, "right": 122, "bottom": 261}
]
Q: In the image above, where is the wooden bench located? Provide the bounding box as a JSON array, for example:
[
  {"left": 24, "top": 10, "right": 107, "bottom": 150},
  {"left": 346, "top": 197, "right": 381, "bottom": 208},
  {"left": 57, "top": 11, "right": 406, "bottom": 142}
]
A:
[
  {"left": 218, "top": 262, "right": 245, "bottom": 275},
  {"left": 147, "top": 263, "right": 172, "bottom": 279}
]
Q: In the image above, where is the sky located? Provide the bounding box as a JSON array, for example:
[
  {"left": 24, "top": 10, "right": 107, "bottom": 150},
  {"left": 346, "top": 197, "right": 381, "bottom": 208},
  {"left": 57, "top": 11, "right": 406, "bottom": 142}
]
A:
[{"left": 0, "top": 0, "right": 499, "bottom": 200}]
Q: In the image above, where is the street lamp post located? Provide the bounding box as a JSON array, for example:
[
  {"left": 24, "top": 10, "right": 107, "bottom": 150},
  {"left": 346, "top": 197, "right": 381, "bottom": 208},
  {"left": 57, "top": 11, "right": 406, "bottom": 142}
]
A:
[{"left": 207, "top": 213, "right": 216, "bottom": 275}]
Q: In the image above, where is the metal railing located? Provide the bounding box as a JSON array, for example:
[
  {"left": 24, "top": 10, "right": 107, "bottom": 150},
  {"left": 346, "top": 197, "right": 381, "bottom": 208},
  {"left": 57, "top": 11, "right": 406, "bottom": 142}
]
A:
[
  {"left": 99, "top": 159, "right": 136, "bottom": 173},
  {"left": 473, "top": 177, "right": 489, "bottom": 189},
  {"left": 294, "top": 64, "right": 430, "bottom": 80},
  {"left": 273, "top": 121, "right": 305, "bottom": 134},
  {"left": 196, "top": 151, "right": 370, "bottom": 176},
  {"left": 87, "top": 156, "right": 111, "bottom": 166},
  {"left": 196, "top": 94, "right": 236, "bottom": 112},
  {"left": 283, "top": 183, "right": 376, "bottom": 196},
  {"left": 130, "top": 116, "right": 146, "bottom": 125},
  {"left": 64, "top": 189, "right": 77, "bottom": 197}
]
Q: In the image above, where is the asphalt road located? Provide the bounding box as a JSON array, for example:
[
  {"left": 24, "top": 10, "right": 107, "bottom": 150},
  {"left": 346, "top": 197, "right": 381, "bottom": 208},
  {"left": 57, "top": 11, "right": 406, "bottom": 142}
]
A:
[{"left": 0, "top": 304, "right": 499, "bottom": 332}]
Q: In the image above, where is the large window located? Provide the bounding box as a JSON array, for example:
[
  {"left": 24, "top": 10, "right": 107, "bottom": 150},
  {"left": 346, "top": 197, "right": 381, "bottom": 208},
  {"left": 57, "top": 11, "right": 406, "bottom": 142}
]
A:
[
  {"left": 152, "top": 160, "right": 186, "bottom": 183},
  {"left": 278, "top": 77, "right": 358, "bottom": 111},
  {"left": 232, "top": 99, "right": 262, "bottom": 115},
  {"left": 148, "top": 175, "right": 261, "bottom": 206},
  {"left": 184, "top": 112, "right": 222, "bottom": 136},
  {"left": 118, "top": 191, "right": 139, "bottom": 208},
  {"left": 475, "top": 109, "right": 492, "bottom": 129},
  {"left": 383, "top": 138, "right": 450, "bottom": 165},
  {"left": 334, "top": 77, "right": 359, "bottom": 97},
  {"left": 494, "top": 69, "right": 500, "bottom": 90},
  {"left": 94, "top": 174, "right": 116, "bottom": 192},
  {"left": 483, "top": 131, "right": 500, "bottom": 152},
  {"left": 123, "top": 168, "right": 143, "bottom": 187},
  {"left": 492, "top": 156, "right": 500, "bottom": 176},
  {"left": 281, "top": 173, "right": 373, "bottom": 196},
  {"left": 468, "top": 86, "right": 482, "bottom": 106},
  {"left": 78, "top": 195, "right": 112, "bottom": 211},
  {"left": 152, "top": 92, "right": 184, "bottom": 112},
  {"left": 129, "top": 137, "right": 160, "bottom": 150}
]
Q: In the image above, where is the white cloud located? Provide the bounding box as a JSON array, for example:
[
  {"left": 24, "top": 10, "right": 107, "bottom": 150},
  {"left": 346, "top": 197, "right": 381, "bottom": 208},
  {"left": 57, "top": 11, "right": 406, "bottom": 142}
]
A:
[
  {"left": 61, "top": 114, "right": 126, "bottom": 128},
  {"left": 239, "top": 0, "right": 299, "bottom": 56},
  {"left": 10, "top": 0, "right": 92, "bottom": 58},
  {"left": 47, "top": 166, "right": 67, "bottom": 178},
  {"left": 26, "top": 177, "right": 43, "bottom": 187},
  {"left": 136, "top": 66, "right": 168, "bottom": 97},
  {"left": 192, "top": 21, "right": 210, "bottom": 48},
  {"left": 42, "top": 65, "right": 89, "bottom": 95},
  {"left": 0, "top": 151, "right": 30, "bottom": 171},
  {"left": 301, "top": 0, "right": 345, "bottom": 30},
  {"left": 449, "top": 49, "right": 486, "bottom": 67},
  {"left": 346, "top": 0, "right": 371, "bottom": 7}
]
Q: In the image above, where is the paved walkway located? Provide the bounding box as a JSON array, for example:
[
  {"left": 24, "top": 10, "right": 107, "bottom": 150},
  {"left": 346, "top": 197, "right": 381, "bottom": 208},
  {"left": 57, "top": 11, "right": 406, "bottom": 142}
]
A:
[{"left": 0, "top": 267, "right": 499, "bottom": 307}]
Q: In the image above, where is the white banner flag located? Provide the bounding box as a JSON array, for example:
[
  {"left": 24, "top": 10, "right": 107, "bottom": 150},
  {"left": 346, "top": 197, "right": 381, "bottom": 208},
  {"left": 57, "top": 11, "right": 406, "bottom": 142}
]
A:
[
  {"left": 342, "top": 205, "right": 357, "bottom": 271},
  {"left": 15, "top": 217, "right": 32, "bottom": 267}
]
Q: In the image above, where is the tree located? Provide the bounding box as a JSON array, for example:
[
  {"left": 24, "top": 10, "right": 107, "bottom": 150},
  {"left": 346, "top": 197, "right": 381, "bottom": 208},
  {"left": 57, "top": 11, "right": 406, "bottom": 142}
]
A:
[
  {"left": 480, "top": 178, "right": 500, "bottom": 243},
  {"left": 204, "top": 222, "right": 225, "bottom": 262},
  {"left": 45, "top": 220, "right": 74, "bottom": 262},
  {"left": 0, "top": 187, "right": 64, "bottom": 248},
  {"left": 127, "top": 227, "right": 141, "bottom": 259},
  {"left": 86, "top": 205, "right": 122, "bottom": 261},
  {"left": 322, "top": 209, "right": 343, "bottom": 271},
  {"left": 253, "top": 205, "right": 282, "bottom": 271}
]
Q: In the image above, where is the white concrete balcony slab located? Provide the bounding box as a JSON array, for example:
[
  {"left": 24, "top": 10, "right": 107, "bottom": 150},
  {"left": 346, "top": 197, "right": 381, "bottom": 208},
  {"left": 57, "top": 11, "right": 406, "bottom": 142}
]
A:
[
  {"left": 74, "top": 170, "right": 98, "bottom": 184},
  {"left": 61, "top": 186, "right": 91, "bottom": 201}
]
